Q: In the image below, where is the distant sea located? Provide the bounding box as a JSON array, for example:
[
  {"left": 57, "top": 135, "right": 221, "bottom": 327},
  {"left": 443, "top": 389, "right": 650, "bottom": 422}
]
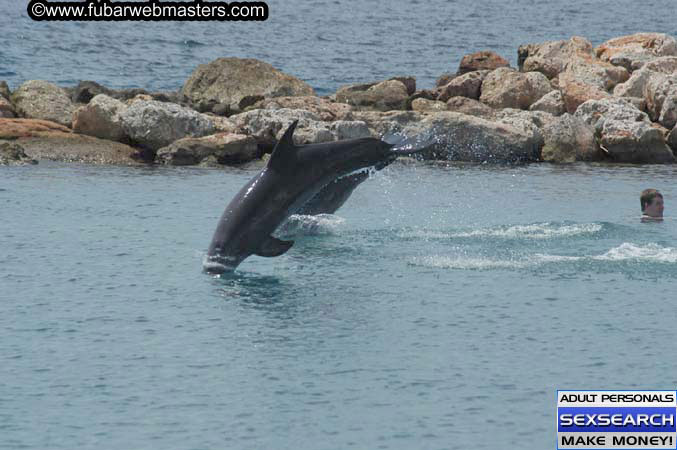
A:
[{"left": 1, "top": 0, "right": 676, "bottom": 95}]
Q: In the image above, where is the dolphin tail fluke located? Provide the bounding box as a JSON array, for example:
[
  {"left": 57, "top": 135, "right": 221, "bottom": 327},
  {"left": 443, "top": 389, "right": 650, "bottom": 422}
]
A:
[
  {"left": 383, "top": 129, "right": 438, "bottom": 155},
  {"left": 255, "top": 236, "right": 294, "bottom": 257}
]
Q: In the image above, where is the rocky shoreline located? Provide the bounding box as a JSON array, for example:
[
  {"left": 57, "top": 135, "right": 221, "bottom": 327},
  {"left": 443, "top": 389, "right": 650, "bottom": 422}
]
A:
[{"left": 2, "top": 32, "right": 677, "bottom": 167}]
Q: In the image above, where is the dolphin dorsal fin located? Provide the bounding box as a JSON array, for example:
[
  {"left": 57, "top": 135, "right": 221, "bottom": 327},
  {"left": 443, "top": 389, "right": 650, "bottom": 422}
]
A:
[
  {"left": 268, "top": 120, "right": 299, "bottom": 172},
  {"left": 255, "top": 236, "right": 294, "bottom": 257}
]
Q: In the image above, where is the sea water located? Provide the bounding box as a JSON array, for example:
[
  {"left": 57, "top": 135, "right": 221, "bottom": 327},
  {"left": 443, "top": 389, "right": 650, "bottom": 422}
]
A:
[
  {"left": 2, "top": 161, "right": 677, "bottom": 449},
  {"left": 2, "top": 0, "right": 677, "bottom": 447},
  {"left": 1, "top": 0, "right": 676, "bottom": 94}
]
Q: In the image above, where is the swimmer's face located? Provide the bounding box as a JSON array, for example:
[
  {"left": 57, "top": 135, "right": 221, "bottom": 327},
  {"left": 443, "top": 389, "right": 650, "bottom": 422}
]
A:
[{"left": 644, "top": 196, "right": 664, "bottom": 218}]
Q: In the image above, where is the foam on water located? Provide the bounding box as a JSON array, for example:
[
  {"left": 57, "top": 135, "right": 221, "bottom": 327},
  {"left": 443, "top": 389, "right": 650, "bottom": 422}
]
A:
[
  {"left": 275, "top": 214, "right": 346, "bottom": 237},
  {"left": 410, "top": 243, "right": 677, "bottom": 270},
  {"left": 399, "top": 222, "right": 604, "bottom": 241}
]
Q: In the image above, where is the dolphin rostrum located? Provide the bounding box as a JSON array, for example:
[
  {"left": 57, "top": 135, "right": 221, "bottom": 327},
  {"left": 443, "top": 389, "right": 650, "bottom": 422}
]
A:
[{"left": 203, "top": 121, "right": 434, "bottom": 273}]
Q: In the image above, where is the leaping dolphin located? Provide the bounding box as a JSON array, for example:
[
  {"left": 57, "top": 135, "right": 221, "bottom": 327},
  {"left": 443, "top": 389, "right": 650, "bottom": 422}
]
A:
[{"left": 203, "top": 121, "right": 434, "bottom": 274}]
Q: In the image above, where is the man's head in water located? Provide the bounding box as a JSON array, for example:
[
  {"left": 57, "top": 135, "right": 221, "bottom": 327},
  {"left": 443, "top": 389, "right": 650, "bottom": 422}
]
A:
[{"left": 640, "top": 189, "right": 664, "bottom": 220}]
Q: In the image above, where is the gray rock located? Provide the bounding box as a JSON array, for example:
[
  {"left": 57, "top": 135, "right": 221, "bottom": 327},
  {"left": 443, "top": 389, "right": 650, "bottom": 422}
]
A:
[
  {"left": 156, "top": 133, "right": 260, "bottom": 166},
  {"left": 72, "top": 94, "right": 127, "bottom": 142},
  {"left": 437, "top": 70, "right": 488, "bottom": 102},
  {"left": 667, "top": 126, "right": 677, "bottom": 152},
  {"left": 480, "top": 68, "right": 553, "bottom": 110},
  {"left": 390, "top": 76, "right": 416, "bottom": 96},
  {"left": 644, "top": 73, "right": 677, "bottom": 126},
  {"left": 445, "top": 97, "right": 495, "bottom": 118},
  {"left": 529, "top": 90, "right": 566, "bottom": 115},
  {"left": 335, "top": 79, "right": 409, "bottom": 111},
  {"left": 541, "top": 114, "right": 600, "bottom": 163},
  {"left": 435, "top": 73, "right": 456, "bottom": 88},
  {"left": 574, "top": 97, "right": 649, "bottom": 134},
  {"left": 411, "top": 98, "right": 447, "bottom": 112},
  {"left": 246, "top": 96, "right": 353, "bottom": 121},
  {"left": 659, "top": 92, "right": 677, "bottom": 130},
  {"left": 494, "top": 108, "right": 557, "bottom": 131},
  {"left": 329, "top": 120, "right": 371, "bottom": 140},
  {"left": 416, "top": 112, "right": 543, "bottom": 162},
  {"left": 599, "top": 119, "right": 675, "bottom": 163},
  {"left": 181, "top": 57, "right": 315, "bottom": 111},
  {"left": 0, "top": 81, "right": 10, "bottom": 100},
  {"left": 119, "top": 100, "right": 216, "bottom": 150},
  {"left": 71, "top": 80, "right": 114, "bottom": 104},
  {"left": 613, "top": 57, "right": 677, "bottom": 98},
  {"left": 368, "top": 111, "right": 543, "bottom": 163},
  {"left": 10, "top": 80, "right": 75, "bottom": 128},
  {"left": 0, "top": 141, "right": 37, "bottom": 165},
  {"left": 0, "top": 96, "right": 15, "bottom": 118},
  {"left": 518, "top": 36, "right": 594, "bottom": 78},
  {"left": 349, "top": 111, "right": 425, "bottom": 137},
  {"left": 230, "top": 108, "right": 369, "bottom": 145},
  {"left": 561, "top": 55, "right": 629, "bottom": 91}
]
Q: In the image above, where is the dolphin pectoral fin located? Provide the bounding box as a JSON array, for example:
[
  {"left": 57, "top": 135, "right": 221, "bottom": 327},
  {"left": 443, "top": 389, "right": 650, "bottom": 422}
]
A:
[{"left": 255, "top": 236, "right": 294, "bottom": 257}]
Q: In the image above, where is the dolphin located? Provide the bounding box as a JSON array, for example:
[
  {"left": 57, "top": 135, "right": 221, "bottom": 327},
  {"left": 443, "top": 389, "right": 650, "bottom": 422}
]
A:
[{"left": 203, "top": 121, "right": 434, "bottom": 274}]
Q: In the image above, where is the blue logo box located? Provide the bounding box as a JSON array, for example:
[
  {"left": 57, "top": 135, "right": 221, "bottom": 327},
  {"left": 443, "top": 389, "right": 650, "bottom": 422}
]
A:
[{"left": 557, "top": 390, "right": 677, "bottom": 450}]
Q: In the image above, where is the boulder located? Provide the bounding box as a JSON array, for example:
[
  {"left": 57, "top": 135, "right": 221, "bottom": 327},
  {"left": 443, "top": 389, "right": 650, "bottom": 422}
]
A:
[
  {"left": 518, "top": 36, "right": 594, "bottom": 79},
  {"left": 494, "top": 108, "right": 557, "bottom": 131},
  {"left": 561, "top": 54, "right": 629, "bottom": 91},
  {"left": 119, "top": 100, "right": 216, "bottom": 150},
  {"left": 458, "top": 51, "right": 510, "bottom": 74},
  {"left": 479, "top": 68, "right": 553, "bottom": 109},
  {"left": 574, "top": 97, "right": 649, "bottom": 133},
  {"left": 406, "top": 89, "right": 437, "bottom": 110},
  {"left": 72, "top": 94, "right": 127, "bottom": 142},
  {"left": 435, "top": 73, "right": 456, "bottom": 88},
  {"left": 404, "top": 112, "right": 543, "bottom": 162},
  {"left": 0, "top": 118, "right": 146, "bottom": 165},
  {"left": 230, "top": 108, "right": 370, "bottom": 146},
  {"left": 529, "top": 90, "right": 565, "bottom": 115},
  {"left": 335, "top": 79, "right": 409, "bottom": 111},
  {"left": 598, "top": 119, "right": 675, "bottom": 163},
  {"left": 0, "top": 141, "right": 37, "bottom": 165},
  {"left": 181, "top": 58, "right": 315, "bottom": 112},
  {"left": 613, "top": 57, "right": 677, "bottom": 98},
  {"left": 595, "top": 33, "right": 677, "bottom": 71},
  {"left": 390, "top": 76, "right": 417, "bottom": 95},
  {"left": 352, "top": 111, "right": 543, "bottom": 162},
  {"left": 349, "top": 111, "right": 425, "bottom": 137},
  {"left": 71, "top": 80, "right": 115, "bottom": 104},
  {"left": 558, "top": 71, "right": 611, "bottom": 113},
  {"left": 0, "top": 96, "right": 15, "bottom": 118},
  {"left": 644, "top": 73, "right": 677, "bottom": 127},
  {"left": 411, "top": 98, "right": 447, "bottom": 112},
  {"left": 541, "top": 113, "right": 600, "bottom": 162},
  {"left": 437, "top": 70, "right": 488, "bottom": 102},
  {"left": 659, "top": 92, "right": 677, "bottom": 130},
  {"left": 0, "top": 81, "right": 10, "bottom": 100},
  {"left": 156, "top": 133, "right": 260, "bottom": 166},
  {"left": 246, "top": 96, "right": 353, "bottom": 121},
  {"left": 445, "top": 96, "right": 495, "bottom": 117},
  {"left": 10, "top": 80, "right": 75, "bottom": 127},
  {"left": 667, "top": 126, "right": 677, "bottom": 152}
]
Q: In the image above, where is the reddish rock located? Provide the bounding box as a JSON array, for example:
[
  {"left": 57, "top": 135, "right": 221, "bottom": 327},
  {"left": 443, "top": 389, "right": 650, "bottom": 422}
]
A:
[{"left": 458, "top": 51, "right": 509, "bottom": 74}]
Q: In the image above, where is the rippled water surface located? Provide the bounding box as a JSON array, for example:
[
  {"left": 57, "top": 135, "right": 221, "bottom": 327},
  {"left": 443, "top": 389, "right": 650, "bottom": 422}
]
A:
[
  {"left": 1, "top": 0, "right": 676, "bottom": 94},
  {"left": 2, "top": 162, "right": 677, "bottom": 449}
]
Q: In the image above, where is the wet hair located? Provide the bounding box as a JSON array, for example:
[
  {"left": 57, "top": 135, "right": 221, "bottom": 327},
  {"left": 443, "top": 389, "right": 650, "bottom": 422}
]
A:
[{"left": 640, "top": 189, "right": 663, "bottom": 212}]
